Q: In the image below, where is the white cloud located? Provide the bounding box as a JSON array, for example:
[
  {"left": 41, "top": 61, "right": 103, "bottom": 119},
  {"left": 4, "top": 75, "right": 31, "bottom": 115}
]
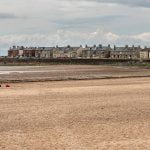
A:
[
  {"left": 69, "top": 0, "right": 150, "bottom": 8},
  {"left": 0, "top": 29, "right": 150, "bottom": 51},
  {"left": 0, "top": 0, "right": 150, "bottom": 53},
  {"left": 132, "top": 33, "right": 150, "bottom": 42}
]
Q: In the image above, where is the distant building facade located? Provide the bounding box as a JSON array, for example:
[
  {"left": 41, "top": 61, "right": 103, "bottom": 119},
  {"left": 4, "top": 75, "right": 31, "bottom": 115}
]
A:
[
  {"left": 82, "top": 44, "right": 111, "bottom": 59},
  {"left": 8, "top": 46, "right": 24, "bottom": 58},
  {"left": 8, "top": 44, "right": 150, "bottom": 60},
  {"left": 140, "top": 48, "right": 150, "bottom": 60},
  {"left": 110, "top": 45, "right": 141, "bottom": 59}
]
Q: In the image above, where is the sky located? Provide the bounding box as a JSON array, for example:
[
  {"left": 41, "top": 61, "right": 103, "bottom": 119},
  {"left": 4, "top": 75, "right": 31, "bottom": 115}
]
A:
[{"left": 0, "top": 0, "right": 150, "bottom": 55}]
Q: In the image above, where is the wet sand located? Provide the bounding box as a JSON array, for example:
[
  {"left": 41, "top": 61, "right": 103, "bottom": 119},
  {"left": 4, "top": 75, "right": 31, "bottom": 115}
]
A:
[
  {"left": 0, "top": 65, "right": 150, "bottom": 82},
  {"left": 0, "top": 77, "right": 150, "bottom": 149}
]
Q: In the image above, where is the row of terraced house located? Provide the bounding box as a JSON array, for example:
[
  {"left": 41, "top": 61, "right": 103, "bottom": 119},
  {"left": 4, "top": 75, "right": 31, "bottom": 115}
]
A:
[{"left": 8, "top": 45, "right": 150, "bottom": 60}]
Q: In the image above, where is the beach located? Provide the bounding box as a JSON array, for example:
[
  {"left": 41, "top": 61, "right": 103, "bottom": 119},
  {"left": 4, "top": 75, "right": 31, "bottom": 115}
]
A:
[{"left": 0, "top": 75, "right": 150, "bottom": 149}]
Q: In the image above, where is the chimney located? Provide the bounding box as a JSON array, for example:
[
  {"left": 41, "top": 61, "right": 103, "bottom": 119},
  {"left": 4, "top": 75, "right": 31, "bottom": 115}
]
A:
[
  {"left": 132, "top": 45, "right": 135, "bottom": 49},
  {"left": 125, "top": 45, "right": 128, "bottom": 48},
  {"left": 99, "top": 44, "right": 102, "bottom": 48},
  {"left": 13, "top": 46, "right": 16, "bottom": 49},
  {"left": 108, "top": 44, "right": 110, "bottom": 48},
  {"left": 138, "top": 45, "right": 141, "bottom": 49},
  {"left": 67, "top": 45, "right": 71, "bottom": 48},
  {"left": 114, "top": 45, "right": 116, "bottom": 50},
  {"left": 21, "top": 46, "right": 24, "bottom": 50},
  {"left": 93, "top": 44, "right": 96, "bottom": 48}
]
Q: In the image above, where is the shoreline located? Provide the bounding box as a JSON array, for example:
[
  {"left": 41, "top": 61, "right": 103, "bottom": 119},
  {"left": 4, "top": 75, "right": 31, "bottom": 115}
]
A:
[
  {"left": 1, "top": 75, "right": 150, "bottom": 84},
  {"left": 0, "top": 65, "right": 150, "bottom": 84}
]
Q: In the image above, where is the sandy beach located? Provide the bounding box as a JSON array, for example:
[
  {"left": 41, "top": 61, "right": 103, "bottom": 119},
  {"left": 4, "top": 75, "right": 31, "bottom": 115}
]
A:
[{"left": 0, "top": 76, "right": 150, "bottom": 149}]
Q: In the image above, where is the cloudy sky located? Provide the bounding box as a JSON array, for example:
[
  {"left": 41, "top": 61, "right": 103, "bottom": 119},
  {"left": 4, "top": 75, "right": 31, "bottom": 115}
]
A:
[{"left": 0, "top": 0, "right": 150, "bottom": 54}]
